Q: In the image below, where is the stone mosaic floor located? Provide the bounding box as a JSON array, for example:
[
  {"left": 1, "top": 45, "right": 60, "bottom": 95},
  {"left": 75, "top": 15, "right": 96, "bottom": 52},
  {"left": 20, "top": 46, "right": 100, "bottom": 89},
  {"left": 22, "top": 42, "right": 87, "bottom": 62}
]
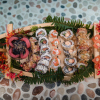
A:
[
  {"left": 0, "top": 77, "right": 100, "bottom": 100},
  {"left": 0, "top": 0, "right": 100, "bottom": 34},
  {"left": 0, "top": 0, "right": 100, "bottom": 100}
]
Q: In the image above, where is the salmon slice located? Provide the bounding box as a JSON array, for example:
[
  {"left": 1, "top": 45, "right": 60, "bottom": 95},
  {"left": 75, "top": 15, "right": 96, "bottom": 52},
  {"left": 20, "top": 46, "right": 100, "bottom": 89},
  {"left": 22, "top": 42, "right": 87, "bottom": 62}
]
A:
[
  {"left": 92, "top": 34, "right": 100, "bottom": 42},
  {"left": 92, "top": 56, "right": 100, "bottom": 64},
  {"left": 51, "top": 39, "right": 59, "bottom": 46}
]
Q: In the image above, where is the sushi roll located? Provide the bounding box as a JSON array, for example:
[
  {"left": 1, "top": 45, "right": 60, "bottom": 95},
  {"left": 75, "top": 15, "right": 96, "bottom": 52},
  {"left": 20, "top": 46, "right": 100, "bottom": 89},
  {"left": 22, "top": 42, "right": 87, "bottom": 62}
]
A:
[
  {"left": 62, "top": 40, "right": 74, "bottom": 50},
  {"left": 60, "top": 29, "right": 74, "bottom": 40},
  {"left": 51, "top": 39, "right": 60, "bottom": 46},
  {"left": 36, "top": 28, "right": 47, "bottom": 38},
  {"left": 64, "top": 57, "right": 77, "bottom": 67},
  {"left": 35, "top": 64, "right": 48, "bottom": 74},
  {"left": 63, "top": 48, "right": 77, "bottom": 57},
  {"left": 52, "top": 48, "right": 61, "bottom": 56},
  {"left": 78, "top": 50, "right": 90, "bottom": 61},
  {"left": 38, "top": 59, "right": 49, "bottom": 66},
  {"left": 40, "top": 45, "right": 50, "bottom": 55},
  {"left": 41, "top": 53, "right": 52, "bottom": 61},
  {"left": 62, "top": 66, "right": 77, "bottom": 76},
  {"left": 50, "top": 57, "right": 60, "bottom": 71},
  {"left": 49, "top": 30, "right": 58, "bottom": 38},
  {"left": 39, "top": 37, "right": 48, "bottom": 46}
]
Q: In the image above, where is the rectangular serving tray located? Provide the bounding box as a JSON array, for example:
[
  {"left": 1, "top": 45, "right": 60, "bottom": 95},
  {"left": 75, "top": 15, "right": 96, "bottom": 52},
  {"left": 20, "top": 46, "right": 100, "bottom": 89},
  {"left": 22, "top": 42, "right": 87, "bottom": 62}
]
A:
[{"left": 0, "top": 23, "right": 94, "bottom": 80}]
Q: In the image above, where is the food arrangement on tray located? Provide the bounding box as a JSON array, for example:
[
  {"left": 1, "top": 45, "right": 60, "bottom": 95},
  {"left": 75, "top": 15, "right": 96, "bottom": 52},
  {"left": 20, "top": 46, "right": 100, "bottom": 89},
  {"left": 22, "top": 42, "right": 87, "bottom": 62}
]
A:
[{"left": 0, "top": 15, "right": 95, "bottom": 84}]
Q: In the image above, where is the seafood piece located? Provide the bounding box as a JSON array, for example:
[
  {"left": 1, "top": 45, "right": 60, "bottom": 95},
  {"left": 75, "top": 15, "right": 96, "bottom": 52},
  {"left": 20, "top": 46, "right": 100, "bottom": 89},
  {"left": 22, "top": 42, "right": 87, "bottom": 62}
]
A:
[
  {"left": 92, "top": 56, "right": 100, "bottom": 64},
  {"left": 93, "top": 41, "right": 100, "bottom": 49},
  {"left": 64, "top": 57, "right": 77, "bottom": 67},
  {"left": 39, "top": 37, "right": 48, "bottom": 46},
  {"left": 49, "top": 30, "right": 58, "bottom": 38},
  {"left": 62, "top": 40, "right": 74, "bottom": 50},
  {"left": 38, "top": 59, "right": 49, "bottom": 66},
  {"left": 35, "top": 64, "right": 48, "bottom": 74},
  {"left": 78, "top": 50, "right": 90, "bottom": 61},
  {"left": 36, "top": 28, "right": 47, "bottom": 38},
  {"left": 29, "top": 37, "right": 38, "bottom": 44},
  {"left": 32, "top": 54, "right": 40, "bottom": 62},
  {"left": 60, "top": 29, "right": 74, "bottom": 40},
  {"left": 63, "top": 48, "right": 77, "bottom": 57},
  {"left": 62, "top": 66, "right": 76, "bottom": 76},
  {"left": 51, "top": 39, "right": 60, "bottom": 46},
  {"left": 41, "top": 53, "right": 52, "bottom": 61},
  {"left": 50, "top": 57, "right": 60, "bottom": 71},
  {"left": 52, "top": 48, "right": 61, "bottom": 56},
  {"left": 92, "top": 34, "right": 100, "bottom": 43},
  {"left": 40, "top": 45, "right": 50, "bottom": 55},
  {"left": 20, "top": 49, "right": 29, "bottom": 59}
]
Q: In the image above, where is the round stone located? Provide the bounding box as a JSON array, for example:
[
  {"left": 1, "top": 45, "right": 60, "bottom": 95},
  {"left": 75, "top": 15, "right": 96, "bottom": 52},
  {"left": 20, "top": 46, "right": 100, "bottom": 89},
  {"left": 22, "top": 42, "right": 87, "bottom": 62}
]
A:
[
  {"left": 61, "top": 0, "right": 67, "bottom": 4},
  {"left": 42, "top": 0, "right": 46, "bottom": 3},
  {"left": 56, "top": 2, "right": 60, "bottom": 7},
  {"left": 29, "top": 13, "right": 33, "bottom": 17},
  {"left": 70, "top": 94, "right": 80, "bottom": 100},
  {"left": 44, "top": 90, "right": 48, "bottom": 96},
  {"left": 32, "top": 97, "right": 38, "bottom": 100},
  {"left": 73, "top": 2, "right": 77, "bottom": 8},
  {"left": 69, "top": 8, "right": 76, "bottom": 14},
  {"left": 78, "top": 0, "right": 82, "bottom": 2},
  {"left": 23, "top": 21, "right": 28, "bottom": 25},
  {"left": 44, "top": 82, "right": 55, "bottom": 89},
  {"left": 71, "top": 15, "right": 77, "bottom": 19},
  {"left": 86, "top": 89, "right": 95, "bottom": 98},
  {"left": 49, "top": 89, "right": 55, "bottom": 98},
  {"left": 23, "top": 94, "right": 30, "bottom": 98},
  {"left": 82, "top": 13, "right": 86, "bottom": 17},
  {"left": 95, "top": 97, "right": 100, "bottom": 100},
  {"left": 21, "top": 83, "right": 30, "bottom": 92},
  {"left": 18, "top": 22, "right": 21, "bottom": 26},
  {"left": 83, "top": 1, "right": 88, "bottom": 6},
  {"left": 81, "top": 94, "right": 87, "bottom": 100},
  {"left": 53, "top": 94, "right": 60, "bottom": 100},
  {"left": 14, "top": 0, "right": 19, "bottom": 4},
  {"left": 61, "top": 5, "right": 65, "bottom": 8},
  {"left": 61, "top": 13, "right": 66, "bottom": 16},
  {"left": 51, "top": 8, "right": 56, "bottom": 13},
  {"left": 57, "top": 81, "right": 61, "bottom": 87},
  {"left": 88, "top": 5, "right": 92, "bottom": 9},
  {"left": 57, "top": 87, "right": 64, "bottom": 95},
  {"left": 13, "top": 89, "right": 21, "bottom": 100},
  {"left": 21, "top": 2, "right": 26, "bottom": 5},
  {"left": 14, "top": 5, "right": 17, "bottom": 9},
  {"left": 77, "top": 83, "right": 84, "bottom": 94},
  {"left": 7, "top": 88, "right": 13, "bottom": 94},
  {"left": 79, "top": 4, "right": 82, "bottom": 9},
  {"left": 26, "top": 5, "right": 29, "bottom": 8},
  {"left": 11, "top": 82, "right": 16, "bottom": 88},
  {"left": 40, "top": 9, "right": 44, "bottom": 13},
  {"left": 0, "top": 87, "right": 6, "bottom": 96},
  {"left": 0, "top": 98, "right": 3, "bottom": 100},
  {"left": 66, "top": 3, "right": 71, "bottom": 7},
  {"left": 66, "top": 87, "right": 76, "bottom": 94},
  {"left": 38, "top": 20, "right": 42, "bottom": 23},
  {"left": 17, "top": 15, "right": 23, "bottom": 20},
  {"left": 3, "top": 1, "right": 7, "bottom": 3},
  {"left": 62, "top": 95, "right": 68, "bottom": 100},
  {"left": 87, "top": 21, "right": 92, "bottom": 24},
  {"left": 33, "top": 22, "right": 37, "bottom": 25},
  {"left": 78, "top": 14, "right": 82, "bottom": 18},
  {"left": 40, "top": 96, "right": 44, "bottom": 100},
  {"left": 56, "top": 13, "right": 60, "bottom": 16},
  {"left": 95, "top": 88, "right": 100, "bottom": 96},
  {"left": 93, "top": 6, "right": 98, "bottom": 11},
  {"left": 46, "top": 97, "right": 51, "bottom": 100},
  {"left": 97, "top": 17, "right": 100, "bottom": 21},
  {"left": 29, "top": 2, "right": 34, "bottom": 7},
  {"left": 3, "top": 94, "right": 11, "bottom": 100},
  {"left": 88, "top": 83, "right": 96, "bottom": 88}
]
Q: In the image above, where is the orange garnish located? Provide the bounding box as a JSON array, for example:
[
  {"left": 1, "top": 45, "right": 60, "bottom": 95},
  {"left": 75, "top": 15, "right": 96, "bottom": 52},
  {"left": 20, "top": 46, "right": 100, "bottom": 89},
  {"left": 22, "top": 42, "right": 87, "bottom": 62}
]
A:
[
  {"left": 92, "top": 56, "right": 100, "bottom": 64},
  {"left": 93, "top": 41, "right": 100, "bottom": 49},
  {"left": 51, "top": 39, "right": 59, "bottom": 46},
  {"left": 53, "top": 57, "right": 59, "bottom": 66},
  {"left": 92, "top": 34, "right": 100, "bottom": 43}
]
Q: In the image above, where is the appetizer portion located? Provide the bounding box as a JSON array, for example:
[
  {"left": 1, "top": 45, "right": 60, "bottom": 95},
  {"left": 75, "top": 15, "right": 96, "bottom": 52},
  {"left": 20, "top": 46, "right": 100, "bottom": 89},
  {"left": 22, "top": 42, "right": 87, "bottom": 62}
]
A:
[
  {"left": 51, "top": 39, "right": 60, "bottom": 46},
  {"left": 39, "top": 37, "right": 48, "bottom": 46},
  {"left": 36, "top": 28, "right": 47, "bottom": 38},
  {"left": 49, "top": 30, "right": 58, "bottom": 38},
  {"left": 52, "top": 48, "right": 61, "bottom": 56}
]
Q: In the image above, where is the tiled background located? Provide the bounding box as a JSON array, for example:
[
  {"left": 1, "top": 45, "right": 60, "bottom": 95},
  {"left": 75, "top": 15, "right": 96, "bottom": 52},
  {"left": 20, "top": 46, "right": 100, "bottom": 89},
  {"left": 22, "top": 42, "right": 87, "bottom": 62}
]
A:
[{"left": 0, "top": 0, "right": 100, "bottom": 100}]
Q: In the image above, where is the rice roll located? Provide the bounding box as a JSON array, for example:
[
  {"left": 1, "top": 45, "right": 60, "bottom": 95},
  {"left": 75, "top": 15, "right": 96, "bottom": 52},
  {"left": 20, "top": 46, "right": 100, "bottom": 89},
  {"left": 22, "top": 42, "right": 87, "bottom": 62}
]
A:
[
  {"left": 62, "top": 40, "right": 74, "bottom": 50},
  {"left": 36, "top": 28, "right": 47, "bottom": 38},
  {"left": 39, "top": 37, "right": 48, "bottom": 46},
  {"left": 49, "top": 30, "right": 58, "bottom": 38},
  {"left": 51, "top": 39, "right": 60, "bottom": 46},
  {"left": 62, "top": 66, "right": 76, "bottom": 76},
  {"left": 40, "top": 45, "right": 50, "bottom": 55},
  {"left": 63, "top": 48, "right": 77, "bottom": 57},
  {"left": 38, "top": 59, "right": 49, "bottom": 66},
  {"left": 60, "top": 29, "right": 74, "bottom": 40},
  {"left": 52, "top": 48, "right": 61, "bottom": 56},
  {"left": 41, "top": 53, "right": 52, "bottom": 61},
  {"left": 64, "top": 57, "right": 77, "bottom": 67},
  {"left": 35, "top": 64, "right": 48, "bottom": 74}
]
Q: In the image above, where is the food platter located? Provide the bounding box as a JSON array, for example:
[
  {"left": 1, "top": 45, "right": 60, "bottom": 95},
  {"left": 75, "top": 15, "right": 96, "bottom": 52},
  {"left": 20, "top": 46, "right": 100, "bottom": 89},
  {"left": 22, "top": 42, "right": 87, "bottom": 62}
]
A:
[{"left": 0, "top": 22, "right": 95, "bottom": 82}]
